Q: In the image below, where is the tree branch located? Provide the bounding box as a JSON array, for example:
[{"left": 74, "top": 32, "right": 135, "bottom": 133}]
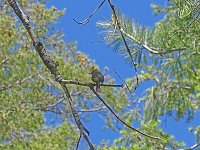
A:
[
  {"left": 7, "top": 0, "right": 95, "bottom": 149},
  {"left": 107, "top": 0, "right": 139, "bottom": 89},
  {"left": 61, "top": 79, "right": 123, "bottom": 88},
  {"left": 89, "top": 86, "right": 162, "bottom": 140},
  {"left": 60, "top": 83, "right": 94, "bottom": 148},
  {"left": 113, "top": 68, "right": 136, "bottom": 94},
  {"left": 76, "top": 134, "right": 82, "bottom": 150},
  {"left": 73, "top": 0, "right": 106, "bottom": 25}
]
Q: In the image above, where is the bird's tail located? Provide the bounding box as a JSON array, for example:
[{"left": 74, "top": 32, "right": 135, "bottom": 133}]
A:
[{"left": 96, "top": 82, "right": 101, "bottom": 92}]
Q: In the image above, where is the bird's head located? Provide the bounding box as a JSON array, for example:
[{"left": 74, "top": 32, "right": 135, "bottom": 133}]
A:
[{"left": 89, "top": 69, "right": 99, "bottom": 75}]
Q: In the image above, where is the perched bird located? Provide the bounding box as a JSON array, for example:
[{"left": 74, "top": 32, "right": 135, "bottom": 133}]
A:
[{"left": 89, "top": 69, "right": 104, "bottom": 92}]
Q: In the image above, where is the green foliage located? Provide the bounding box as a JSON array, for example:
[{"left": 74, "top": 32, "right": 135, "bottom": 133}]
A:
[
  {"left": 97, "top": 0, "right": 200, "bottom": 149},
  {"left": 1, "top": 0, "right": 199, "bottom": 149},
  {"left": 0, "top": 0, "right": 130, "bottom": 149},
  {"left": 0, "top": 121, "right": 78, "bottom": 150},
  {"left": 0, "top": 1, "right": 77, "bottom": 149}
]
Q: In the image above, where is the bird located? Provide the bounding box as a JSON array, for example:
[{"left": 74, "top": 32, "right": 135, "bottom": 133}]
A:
[{"left": 89, "top": 69, "right": 104, "bottom": 92}]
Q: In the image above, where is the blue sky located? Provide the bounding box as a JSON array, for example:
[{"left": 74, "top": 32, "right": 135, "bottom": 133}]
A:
[{"left": 46, "top": 0, "right": 199, "bottom": 148}]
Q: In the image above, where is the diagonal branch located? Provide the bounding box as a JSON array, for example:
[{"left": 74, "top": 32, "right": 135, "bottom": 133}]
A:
[
  {"left": 114, "top": 68, "right": 136, "bottom": 94},
  {"left": 107, "top": 0, "right": 139, "bottom": 89},
  {"left": 89, "top": 86, "right": 162, "bottom": 140},
  {"left": 7, "top": 0, "right": 95, "bottom": 149},
  {"left": 60, "top": 83, "right": 94, "bottom": 149}
]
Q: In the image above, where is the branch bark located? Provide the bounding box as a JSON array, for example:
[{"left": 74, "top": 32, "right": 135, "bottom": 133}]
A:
[
  {"left": 61, "top": 79, "right": 123, "bottom": 88},
  {"left": 89, "top": 86, "right": 162, "bottom": 140},
  {"left": 7, "top": 0, "right": 95, "bottom": 149}
]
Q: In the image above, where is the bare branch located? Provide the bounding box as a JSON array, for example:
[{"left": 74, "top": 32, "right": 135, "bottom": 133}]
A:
[
  {"left": 73, "top": 0, "right": 106, "bottom": 25},
  {"left": 107, "top": 0, "right": 139, "bottom": 87},
  {"left": 61, "top": 79, "right": 123, "bottom": 88},
  {"left": 60, "top": 83, "right": 94, "bottom": 149},
  {"left": 76, "top": 134, "right": 82, "bottom": 150},
  {"left": 89, "top": 86, "right": 162, "bottom": 140}
]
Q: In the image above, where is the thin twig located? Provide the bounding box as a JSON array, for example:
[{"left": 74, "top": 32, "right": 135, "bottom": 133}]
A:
[
  {"left": 89, "top": 86, "right": 162, "bottom": 140},
  {"left": 78, "top": 106, "right": 106, "bottom": 112},
  {"left": 113, "top": 68, "right": 135, "bottom": 94},
  {"left": 76, "top": 134, "right": 82, "bottom": 150},
  {"left": 107, "top": 0, "right": 139, "bottom": 87},
  {"left": 73, "top": 0, "right": 106, "bottom": 25}
]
